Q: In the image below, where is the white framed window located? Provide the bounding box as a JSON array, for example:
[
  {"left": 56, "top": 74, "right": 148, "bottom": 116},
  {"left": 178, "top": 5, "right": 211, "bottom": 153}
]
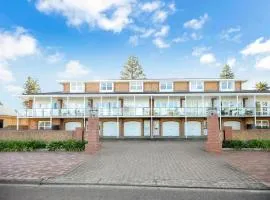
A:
[
  {"left": 256, "top": 120, "right": 269, "bottom": 128},
  {"left": 220, "top": 80, "right": 235, "bottom": 91},
  {"left": 130, "top": 81, "right": 143, "bottom": 92},
  {"left": 160, "top": 81, "right": 173, "bottom": 92},
  {"left": 70, "top": 82, "right": 85, "bottom": 93},
  {"left": 190, "top": 80, "right": 204, "bottom": 91},
  {"left": 100, "top": 81, "right": 113, "bottom": 92},
  {"left": 38, "top": 121, "right": 51, "bottom": 130}
]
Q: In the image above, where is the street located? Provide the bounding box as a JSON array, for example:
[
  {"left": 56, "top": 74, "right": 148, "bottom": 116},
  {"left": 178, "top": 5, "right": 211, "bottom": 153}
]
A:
[{"left": 0, "top": 184, "right": 269, "bottom": 200}]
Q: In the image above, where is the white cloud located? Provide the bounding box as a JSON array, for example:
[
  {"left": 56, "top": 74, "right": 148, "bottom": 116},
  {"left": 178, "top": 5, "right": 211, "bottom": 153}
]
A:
[
  {"left": 141, "top": 1, "right": 161, "bottom": 12},
  {"left": 192, "top": 46, "right": 210, "bottom": 57},
  {"left": 153, "top": 10, "right": 168, "bottom": 23},
  {"left": 5, "top": 84, "right": 23, "bottom": 95},
  {"left": 129, "top": 35, "right": 139, "bottom": 46},
  {"left": 154, "top": 25, "right": 169, "bottom": 37},
  {"left": 200, "top": 53, "right": 216, "bottom": 64},
  {"left": 241, "top": 37, "right": 270, "bottom": 56},
  {"left": 47, "top": 52, "right": 64, "bottom": 64},
  {"left": 35, "top": 0, "right": 135, "bottom": 33},
  {"left": 183, "top": 13, "right": 208, "bottom": 30},
  {"left": 0, "top": 27, "right": 38, "bottom": 61},
  {"left": 59, "top": 60, "right": 90, "bottom": 78},
  {"left": 0, "top": 61, "right": 14, "bottom": 82},
  {"left": 226, "top": 57, "right": 236, "bottom": 67},
  {"left": 168, "top": 3, "right": 176, "bottom": 12},
  {"left": 140, "top": 28, "right": 155, "bottom": 38},
  {"left": 153, "top": 38, "right": 170, "bottom": 48},
  {"left": 190, "top": 32, "right": 202, "bottom": 40},
  {"left": 220, "top": 26, "right": 242, "bottom": 43},
  {"left": 172, "top": 35, "right": 188, "bottom": 43},
  {"left": 256, "top": 55, "right": 270, "bottom": 70}
]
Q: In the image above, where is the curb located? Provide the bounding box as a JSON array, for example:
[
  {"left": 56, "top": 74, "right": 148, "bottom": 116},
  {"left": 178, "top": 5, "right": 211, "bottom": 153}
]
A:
[{"left": 1, "top": 179, "right": 269, "bottom": 191}]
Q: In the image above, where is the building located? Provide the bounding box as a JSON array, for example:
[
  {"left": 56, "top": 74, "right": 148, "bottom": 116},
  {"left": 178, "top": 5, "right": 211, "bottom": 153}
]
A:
[
  {"left": 0, "top": 103, "right": 17, "bottom": 129},
  {"left": 17, "top": 79, "right": 270, "bottom": 137}
]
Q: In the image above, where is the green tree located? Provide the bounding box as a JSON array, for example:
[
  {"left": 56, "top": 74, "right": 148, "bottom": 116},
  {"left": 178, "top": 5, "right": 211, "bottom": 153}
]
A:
[
  {"left": 23, "top": 76, "right": 41, "bottom": 95},
  {"left": 120, "top": 56, "right": 146, "bottom": 79},
  {"left": 255, "top": 81, "right": 269, "bottom": 91},
  {"left": 23, "top": 77, "right": 41, "bottom": 108},
  {"left": 220, "top": 64, "right": 235, "bottom": 79}
]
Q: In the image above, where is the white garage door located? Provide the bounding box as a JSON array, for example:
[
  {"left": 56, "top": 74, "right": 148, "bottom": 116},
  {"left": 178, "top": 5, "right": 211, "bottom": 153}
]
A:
[
  {"left": 103, "top": 122, "right": 118, "bottom": 137},
  {"left": 224, "top": 121, "right": 241, "bottom": 130},
  {"left": 185, "top": 121, "right": 201, "bottom": 136},
  {"left": 65, "top": 122, "right": 81, "bottom": 131},
  {"left": 124, "top": 121, "right": 141, "bottom": 136},
  {"left": 162, "top": 121, "right": 179, "bottom": 136}
]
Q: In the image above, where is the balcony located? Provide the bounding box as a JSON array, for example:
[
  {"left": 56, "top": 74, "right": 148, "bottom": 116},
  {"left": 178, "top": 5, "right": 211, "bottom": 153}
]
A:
[{"left": 17, "top": 107, "right": 270, "bottom": 118}]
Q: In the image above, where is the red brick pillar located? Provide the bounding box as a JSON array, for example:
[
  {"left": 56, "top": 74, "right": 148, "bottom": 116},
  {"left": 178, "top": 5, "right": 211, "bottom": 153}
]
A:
[
  {"left": 72, "top": 127, "right": 83, "bottom": 141},
  {"left": 205, "top": 113, "right": 222, "bottom": 153},
  {"left": 224, "top": 126, "right": 233, "bottom": 141},
  {"left": 85, "top": 117, "right": 101, "bottom": 154}
]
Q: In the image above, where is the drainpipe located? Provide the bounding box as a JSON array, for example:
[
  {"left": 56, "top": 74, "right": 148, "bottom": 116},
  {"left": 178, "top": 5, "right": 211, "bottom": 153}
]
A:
[
  {"left": 219, "top": 96, "right": 222, "bottom": 130},
  {"left": 184, "top": 95, "right": 187, "bottom": 139}
]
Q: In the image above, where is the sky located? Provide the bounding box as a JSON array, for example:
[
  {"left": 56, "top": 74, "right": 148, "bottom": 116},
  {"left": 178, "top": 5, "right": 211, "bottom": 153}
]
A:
[{"left": 0, "top": 0, "right": 270, "bottom": 110}]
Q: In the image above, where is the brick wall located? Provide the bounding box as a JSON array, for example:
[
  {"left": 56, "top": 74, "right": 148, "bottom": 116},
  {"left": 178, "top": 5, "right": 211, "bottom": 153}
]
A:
[
  {"left": 174, "top": 81, "right": 189, "bottom": 92},
  {"left": 85, "top": 82, "right": 99, "bottom": 92},
  {"left": 232, "top": 129, "right": 270, "bottom": 140},
  {"left": 0, "top": 130, "right": 73, "bottom": 141},
  {"left": 204, "top": 81, "right": 219, "bottom": 92},
  {"left": 114, "top": 82, "right": 129, "bottom": 92}
]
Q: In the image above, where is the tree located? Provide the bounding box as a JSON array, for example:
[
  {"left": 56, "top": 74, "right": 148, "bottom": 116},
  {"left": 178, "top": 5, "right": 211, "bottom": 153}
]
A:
[
  {"left": 23, "top": 76, "right": 41, "bottom": 94},
  {"left": 255, "top": 81, "right": 269, "bottom": 91},
  {"left": 120, "top": 56, "right": 146, "bottom": 79},
  {"left": 220, "top": 64, "right": 235, "bottom": 79},
  {"left": 23, "top": 77, "right": 41, "bottom": 107}
]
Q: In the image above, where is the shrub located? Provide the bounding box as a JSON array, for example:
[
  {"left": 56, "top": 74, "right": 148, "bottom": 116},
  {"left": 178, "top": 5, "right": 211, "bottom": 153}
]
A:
[
  {"left": 0, "top": 140, "right": 46, "bottom": 152},
  {"left": 223, "top": 140, "right": 270, "bottom": 149},
  {"left": 47, "top": 140, "right": 87, "bottom": 151}
]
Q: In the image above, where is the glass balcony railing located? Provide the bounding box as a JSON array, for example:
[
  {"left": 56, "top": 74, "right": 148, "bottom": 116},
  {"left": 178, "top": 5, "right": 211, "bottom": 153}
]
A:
[{"left": 17, "top": 107, "right": 270, "bottom": 117}]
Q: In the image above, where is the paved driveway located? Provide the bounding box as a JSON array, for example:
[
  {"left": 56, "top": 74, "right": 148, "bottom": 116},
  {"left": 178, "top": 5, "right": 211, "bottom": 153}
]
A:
[{"left": 49, "top": 141, "right": 267, "bottom": 189}]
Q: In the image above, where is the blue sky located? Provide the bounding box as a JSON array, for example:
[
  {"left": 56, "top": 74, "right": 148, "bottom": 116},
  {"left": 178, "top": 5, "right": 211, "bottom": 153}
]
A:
[{"left": 0, "top": 0, "right": 270, "bottom": 109}]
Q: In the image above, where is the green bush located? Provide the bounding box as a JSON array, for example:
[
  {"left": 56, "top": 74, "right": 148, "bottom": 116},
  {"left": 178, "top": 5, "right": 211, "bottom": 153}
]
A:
[
  {"left": 47, "top": 140, "right": 87, "bottom": 151},
  {"left": 223, "top": 140, "right": 270, "bottom": 149},
  {"left": 0, "top": 140, "right": 87, "bottom": 152},
  {"left": 0, "top": 140, "right": 46, "bottom": 152}
]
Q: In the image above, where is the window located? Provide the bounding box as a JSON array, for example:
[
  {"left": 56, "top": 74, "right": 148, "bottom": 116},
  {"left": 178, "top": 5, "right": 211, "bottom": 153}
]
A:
[
  {"left": 100, "top": 82, "right": 113, "bottom": 92},
  {"left": 256, "top": 120, "right": 269, "bottom": 129},
  {"left": 160, "top": 81, "right": 173, "bottom": 92},
  {"left": 220, "top": 80, "right": 235, "bottom": 91},
  {"left": 38, "top": 121, "right": 51, "bottom": 130},
  {"left": 190, "top": 80, "right": 204, "bottom": 91},
  {"left": 70, "top": 82, "right": 85, "bottom": 93},
  {"left": 130, "top": 81, "right": 143, "bottom": 92}
]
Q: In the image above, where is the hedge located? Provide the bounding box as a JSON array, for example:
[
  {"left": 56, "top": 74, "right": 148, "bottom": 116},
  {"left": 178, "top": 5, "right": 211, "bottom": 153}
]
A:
[
  {"left": 223, "top": 140, "right": 270, "bottom": 149},
  {"left": 47, "top": 140, "right": 87, "bottom": 151},
  {"left": 0, "top": 140, "right": 87, "bottom": 152}
]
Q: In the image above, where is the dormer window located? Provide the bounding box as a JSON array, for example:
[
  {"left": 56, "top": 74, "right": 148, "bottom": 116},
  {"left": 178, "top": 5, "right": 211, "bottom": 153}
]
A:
[
  {"left": 130, "top": 81, "right": 143, "bottom": 92},
  {"left": 160, "top": 81, "right": 173, "bottom": 92},
  {"left": 70, "top": 82, "right": 85, "bottom": 93},
  {"left": 190, "top": 80, "right": 204, "bottom": 91},
  {"left": 100, "top": 81, "right": 113, "bottom": 92},
  {"left": 220, "top": 80, "right": 235, "bottom": 91}
]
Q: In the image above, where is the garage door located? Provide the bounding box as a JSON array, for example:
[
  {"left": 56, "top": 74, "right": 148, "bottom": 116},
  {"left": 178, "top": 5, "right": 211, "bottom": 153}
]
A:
[
  {"left": 103, "top": 122, "right": 118, "bottom": 137},
  {"left": 124, "top": 121, "right": 141, "bottom": 136},
  {"left": 185, "top": 121, "right": 201, "bottom": 136},
  {"left": 224, "top": 121, "right": 241, "bottom": 130},
  {"left": 65, "top": 122, "right": 81, "bottom": 131},
  {"left": 162, "top": 121, "right": 179, "bottom": 136}
]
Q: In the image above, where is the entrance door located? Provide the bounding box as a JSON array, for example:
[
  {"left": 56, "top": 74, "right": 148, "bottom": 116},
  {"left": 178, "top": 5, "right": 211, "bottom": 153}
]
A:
[
  {"left": 144, "top": 120, "right": 150, "bottom": 136},
  {"left": 162, "top": 121, "right": 179, "bottom": 136},
  {"left": 124, "top": 121, "right": 141, "bottom": 136},
  {"left": 153, "top": 120, "right": 160, "bottom": 136},
  {"left": 0, "top": 119, "right": 3, "bottom": 128},
  {"left": 185, "top": 121, "right": 201, "bottom": 136},
  {"left": 103, "top": 122, "right": 118, "bottom": 136}
]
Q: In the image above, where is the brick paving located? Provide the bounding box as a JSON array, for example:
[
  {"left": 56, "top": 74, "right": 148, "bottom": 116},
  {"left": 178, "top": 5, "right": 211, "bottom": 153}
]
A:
[
  {"left": 49, "top": 141, "right": 268, "bottom": 189},
  {"left": 0, "top": 152, "right": 87, "bottom": 182},
  {"left": 222, "top": 151, "right": 270, "bottom": 186}
]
